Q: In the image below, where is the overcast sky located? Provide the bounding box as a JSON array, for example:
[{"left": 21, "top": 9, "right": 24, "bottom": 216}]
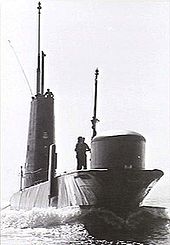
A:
[{"left": 1, "top": 0, "right": 170, "bottom": 203}]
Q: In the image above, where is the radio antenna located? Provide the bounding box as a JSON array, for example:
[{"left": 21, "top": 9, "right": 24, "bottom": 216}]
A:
[{"left": 8, "top": 40, "right": 33, "bottom": 96}]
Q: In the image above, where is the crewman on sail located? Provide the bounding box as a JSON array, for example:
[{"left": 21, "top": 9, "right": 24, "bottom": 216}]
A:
[
  {"left": 44, "top": 88, "right": 54, "bottom": 98},
  {"left": 75, "top": 136, "right": 91, "bottom": 170}
]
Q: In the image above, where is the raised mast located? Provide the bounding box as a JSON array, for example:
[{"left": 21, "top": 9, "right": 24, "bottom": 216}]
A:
[
  {"left": 41, "top": 51, "right": 46, "bottom": 94},
  {"left": 91, "top": 68, "right": 99, "bottom": 139},
  {"left": 36, "top": 2, "right": 42, "bottom": 95}
]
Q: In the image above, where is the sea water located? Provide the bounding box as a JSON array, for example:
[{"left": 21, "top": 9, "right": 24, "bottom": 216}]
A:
[{"left": 1, "top": 184, "right": 170, "bottom": 245}]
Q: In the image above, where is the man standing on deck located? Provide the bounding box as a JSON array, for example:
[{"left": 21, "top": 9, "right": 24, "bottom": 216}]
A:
[{"left": 75, "top": 137, "right": 91, "bottom": 170}]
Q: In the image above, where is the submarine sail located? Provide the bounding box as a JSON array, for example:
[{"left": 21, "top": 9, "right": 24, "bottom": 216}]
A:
[
  {"left": 24, "top": 92, "right": 55, "bottom": 188},
  {"left": 24, "top": 2, "right": 55, "bottom": 188}
]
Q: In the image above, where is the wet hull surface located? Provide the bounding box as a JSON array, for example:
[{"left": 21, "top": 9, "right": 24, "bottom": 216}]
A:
[{"left": 10, "top": 169, "right": 163, "bottom": 217}]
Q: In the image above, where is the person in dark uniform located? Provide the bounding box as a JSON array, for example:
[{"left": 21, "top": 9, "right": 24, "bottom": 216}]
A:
[
  {"left": 75, "top": 136, "right": 90, "bottom": 170},
  {"left": 44, "top": 88, "right": 54, "bottom": 98}
]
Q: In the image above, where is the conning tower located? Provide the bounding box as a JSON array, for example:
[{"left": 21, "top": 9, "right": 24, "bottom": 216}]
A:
[{"left": 24, "top": 2, "right": 55, "bottom": 188}]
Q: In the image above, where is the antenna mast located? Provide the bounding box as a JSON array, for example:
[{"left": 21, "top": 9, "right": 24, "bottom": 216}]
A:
[
  {"left": 36, "top": 2, "right": 42, "bottom": 95},
  {"left": 91, "top": 68, "right": 99, "bottom": 139}
]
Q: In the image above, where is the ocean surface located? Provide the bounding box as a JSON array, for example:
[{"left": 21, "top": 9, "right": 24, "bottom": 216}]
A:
[{"left": 1, "top": 184, "right": 170, "bottom": 245}]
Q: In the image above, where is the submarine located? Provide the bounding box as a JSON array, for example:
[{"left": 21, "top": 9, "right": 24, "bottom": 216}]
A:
[{"left": 10, "top": 2, "right": 164, "bottom": 218}]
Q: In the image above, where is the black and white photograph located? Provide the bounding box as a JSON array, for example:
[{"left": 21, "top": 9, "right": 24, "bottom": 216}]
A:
[{"left": 1, "top": 0, "right": 170, "bottom": 244}]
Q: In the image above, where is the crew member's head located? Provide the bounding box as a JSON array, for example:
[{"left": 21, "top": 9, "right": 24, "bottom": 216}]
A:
[{"left": 78, "top": 136, "right": 82, "bottom": 142}]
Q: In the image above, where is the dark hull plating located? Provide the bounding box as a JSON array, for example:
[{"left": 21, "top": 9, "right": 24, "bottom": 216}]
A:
[{"left": 10, "top": 168, "right": 163, "bottom": 217}]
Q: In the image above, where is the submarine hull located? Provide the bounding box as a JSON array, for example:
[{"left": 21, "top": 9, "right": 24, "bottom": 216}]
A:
[{"left": 10, "top": 168, "right": 163, "bottom": 217}]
